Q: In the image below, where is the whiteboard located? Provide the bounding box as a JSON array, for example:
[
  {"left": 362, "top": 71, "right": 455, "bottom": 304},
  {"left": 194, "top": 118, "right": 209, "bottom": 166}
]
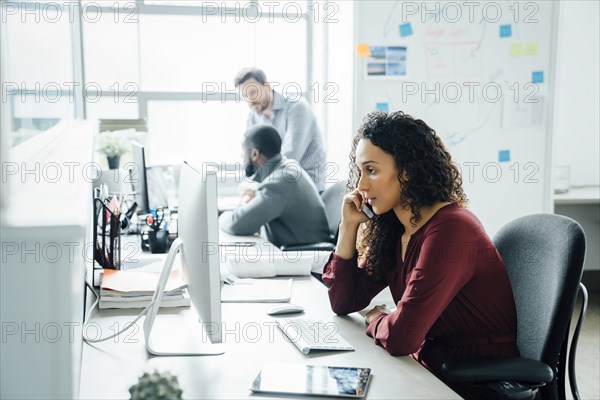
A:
[{"left": 353, "top": 1, "right": 557, "bottom": 235}]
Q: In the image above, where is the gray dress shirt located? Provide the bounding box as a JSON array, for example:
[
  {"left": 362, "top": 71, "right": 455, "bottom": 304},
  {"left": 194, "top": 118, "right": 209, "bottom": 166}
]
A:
[
  {"left": 219, "top": 154, "right": 330, "bottom": 248},
  {"left": 247, "top": 91, "right": 326, "bottom": 192}
]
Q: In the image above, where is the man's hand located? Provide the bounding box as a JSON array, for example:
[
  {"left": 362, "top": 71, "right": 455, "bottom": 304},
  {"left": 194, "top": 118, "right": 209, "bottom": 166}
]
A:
[
  {"left": 238, "top": 181, "right": 258, "bottom": 204},
  {"left": 241, "top": 189, "right": 256, "bottom": 204},
  {"left": 365, "top": 304, "right": 391, "bottom": 325}
]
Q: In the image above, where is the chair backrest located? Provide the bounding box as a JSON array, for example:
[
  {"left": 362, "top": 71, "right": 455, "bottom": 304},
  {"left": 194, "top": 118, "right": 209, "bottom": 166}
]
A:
[
  {"left": 493, "top": 214, "right": 586, "bottom": 395},
  {"left": 321, "top": 181, "right": 346, "bottom": 241}
]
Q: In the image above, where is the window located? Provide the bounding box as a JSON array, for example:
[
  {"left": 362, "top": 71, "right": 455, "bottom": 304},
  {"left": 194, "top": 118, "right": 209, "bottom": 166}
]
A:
[
  {"left": 1, "top": 1, "right": 78, "bottom": 146},
  {"left": 80, "top": 0, "right": 311, "bottom": 165},
  {"left": 146, "top": 100, "right": 248, "bottom": 165},
  {"left": 1, "top": 1, "right": 353, "bottom": 174}
]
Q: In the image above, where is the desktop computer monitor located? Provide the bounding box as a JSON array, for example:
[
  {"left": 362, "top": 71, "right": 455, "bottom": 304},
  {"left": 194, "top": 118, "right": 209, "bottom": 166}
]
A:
[
  {"left": 143, "top": 161, "right": 224, "bottom": 356},
  {"left": 178, "top": 161, "right": 222, "bottom": 341},
  {"left": 129, "top": 141, "right": 150, "bottom": 214}
]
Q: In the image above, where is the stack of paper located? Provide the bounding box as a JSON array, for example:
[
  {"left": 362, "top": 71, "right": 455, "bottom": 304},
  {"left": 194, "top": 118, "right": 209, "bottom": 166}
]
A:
[{"left": 99, "top": 268, "right": 190, "bottom": 309}]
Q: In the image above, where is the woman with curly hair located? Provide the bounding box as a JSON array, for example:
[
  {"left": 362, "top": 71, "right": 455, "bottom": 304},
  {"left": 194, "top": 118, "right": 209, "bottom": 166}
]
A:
[{"left": 322, "top": 111, "right": 519, "bottom": 395}]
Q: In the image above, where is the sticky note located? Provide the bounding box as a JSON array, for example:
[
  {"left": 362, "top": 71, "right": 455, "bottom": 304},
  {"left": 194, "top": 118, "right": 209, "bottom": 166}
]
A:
[
  {"left": 498, "top": 150, "right": 510, "bottom": 162},
  {"left": 357, "top": 43, "right": 371, "bottom": 58},
  {"left": 399, "top": 23, "right": 413, "bottom": 37},
  {"left": 532, "top": 71, "right": 544, "bottom": 83},
  {"left": 511, "top": 43, "right": 524, "bottom": 57},
  {"left": 499, "top": 24, "right": 512, "bottom": 38},
  {"left": 375, "top": 102, "right": 389, "bottom": 112},
  {"left": 525, "top": 42, "right": 539, "bottom": 56}
]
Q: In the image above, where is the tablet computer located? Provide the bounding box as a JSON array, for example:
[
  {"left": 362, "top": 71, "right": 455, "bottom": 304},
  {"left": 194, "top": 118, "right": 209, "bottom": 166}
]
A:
[{"left": 250, "top": 364, "right": 371, "bottom": 398}]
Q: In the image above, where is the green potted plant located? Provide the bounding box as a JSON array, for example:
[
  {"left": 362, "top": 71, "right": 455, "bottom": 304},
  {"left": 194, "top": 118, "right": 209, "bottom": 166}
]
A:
[
  {"left": 129, "top": 371, "right": 183, "bottom": 400},
  {"left": 98, "top": 131, "right": 130, "bottom": 169}
]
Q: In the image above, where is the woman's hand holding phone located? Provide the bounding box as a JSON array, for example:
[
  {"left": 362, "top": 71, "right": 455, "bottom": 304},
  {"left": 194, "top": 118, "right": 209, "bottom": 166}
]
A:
[
  {"left": 341, "top": 189, "right": 371, "bottom": 227},
  {"left": 335, "top": 189, "right": 371, "bottom": 260}
]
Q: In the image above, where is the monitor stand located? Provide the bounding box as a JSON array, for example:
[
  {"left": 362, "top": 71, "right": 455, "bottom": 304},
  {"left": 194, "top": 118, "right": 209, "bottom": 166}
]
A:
[{"left": 143, "top": 238, "right": 225, "bottom": 356}]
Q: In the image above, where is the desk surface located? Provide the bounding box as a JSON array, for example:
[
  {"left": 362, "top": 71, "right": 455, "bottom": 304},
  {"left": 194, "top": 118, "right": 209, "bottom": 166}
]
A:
[
  {"left": 554, "top": 186, "right": 600, "bottom": 205},
  {"left": 80, "top": 233, "right": 459, "bottom": 399}
]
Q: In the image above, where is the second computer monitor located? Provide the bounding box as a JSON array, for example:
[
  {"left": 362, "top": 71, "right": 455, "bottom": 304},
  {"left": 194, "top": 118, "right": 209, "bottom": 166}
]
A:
[{"left": 130, "top": 141, "right": 150, "bottom": 214}]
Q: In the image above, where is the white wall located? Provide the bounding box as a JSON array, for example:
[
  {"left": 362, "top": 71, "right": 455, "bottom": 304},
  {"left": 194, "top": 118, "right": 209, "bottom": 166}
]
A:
[
  {"left": 0, "top": 15, "right": 9, "bottom": 214},
  {"left": 553, "top": 0, "right": 600, "bottom": 273},
  {"left": 324, "top": 1, "right": 354, "bottom": 185},
  {"left": 554, "top": 1, "right": 600, "bottom": 187}
]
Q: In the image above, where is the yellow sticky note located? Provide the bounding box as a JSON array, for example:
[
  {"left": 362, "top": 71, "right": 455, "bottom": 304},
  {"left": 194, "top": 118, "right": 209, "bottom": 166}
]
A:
[
  {"left": 525, "top": 42, "right": 539, "bottom": 56},
  {"left": 511, "top": 43, "right": 524, "bottom": 57},
  {"left": 357, "top": 43, "right": 371, "bottom": 58}
]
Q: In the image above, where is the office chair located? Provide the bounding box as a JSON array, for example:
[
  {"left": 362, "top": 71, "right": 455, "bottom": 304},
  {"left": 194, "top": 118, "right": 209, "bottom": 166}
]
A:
[
  {"left": 441, "top": 214, "right": 588, "bottom": 400},
  {"left": 280, "top": 181, "right": 346, "bottom": 252}
]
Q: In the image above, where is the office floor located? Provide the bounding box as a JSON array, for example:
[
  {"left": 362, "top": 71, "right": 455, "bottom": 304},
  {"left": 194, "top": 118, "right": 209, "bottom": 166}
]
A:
[{"left": 567, "top": 289, "right": 600, "bottom": 400}]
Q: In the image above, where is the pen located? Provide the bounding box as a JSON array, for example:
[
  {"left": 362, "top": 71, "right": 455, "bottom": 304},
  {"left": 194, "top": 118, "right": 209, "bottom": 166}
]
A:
[
  {"left": 224, "top": 277, "right": 252, "bottom": 285},
  {"left": 221, "top": 241, "right": 256, "bottom": 247},
  {"left": 101, "top": 184, "right": 109, "bottom": 201}
]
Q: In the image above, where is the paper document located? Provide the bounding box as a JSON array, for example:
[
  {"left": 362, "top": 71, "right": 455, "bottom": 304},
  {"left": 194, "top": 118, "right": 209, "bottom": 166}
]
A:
[
  {"left": 227, "top": 257, "right": 312, "bottom": 278},
  {"left": 99, "top": 291, "right": 190, "bottom": 309},
  {"left": 100, "top": 262, "right": 189, "bottom": 309},
  {"left": 221, "top": 279, "right": 292, "bottom": 303},
  {"left": 102, "top": 268, "right": 185, "bottom": 295}
]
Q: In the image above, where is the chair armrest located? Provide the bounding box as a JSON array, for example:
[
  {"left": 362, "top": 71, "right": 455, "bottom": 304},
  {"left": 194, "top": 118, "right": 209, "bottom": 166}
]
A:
[
  {"left": 441, "top": 357, "right": 554, "bottom": 383},
  {"left": 280, "top": 242, "right": 335, "bottom": 252}
]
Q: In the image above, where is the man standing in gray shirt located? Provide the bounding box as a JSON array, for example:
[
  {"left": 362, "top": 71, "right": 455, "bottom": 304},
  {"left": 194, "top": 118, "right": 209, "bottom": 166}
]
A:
[
  {"left": 219, "top": 125, "right": 330, "bottom": 248},
  {"left": 235, "top": 67, "right": 326, "bottom": 193}
]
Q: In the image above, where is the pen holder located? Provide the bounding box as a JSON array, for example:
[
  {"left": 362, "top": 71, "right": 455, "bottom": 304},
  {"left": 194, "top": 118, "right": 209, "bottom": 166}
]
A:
[
  {"left": 93, "top": 198, "right": 121, "bottom": 269},
  {"left": 148, "top": 230, "right": 169, "bottom": 254}
]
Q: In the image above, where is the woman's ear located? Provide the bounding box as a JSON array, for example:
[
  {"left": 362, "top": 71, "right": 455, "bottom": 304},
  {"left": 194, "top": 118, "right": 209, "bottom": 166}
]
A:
[{"left": 401, "top": 170, "right": 409, "bottom": 182}]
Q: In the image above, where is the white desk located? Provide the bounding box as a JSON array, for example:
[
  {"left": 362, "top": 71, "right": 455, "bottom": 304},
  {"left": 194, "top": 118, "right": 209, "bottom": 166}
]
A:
[
  {"left": 554, "top": 186, "right": 600, "bottom": 205},
  {"left": 80, "top": 233, "right": 459, "bottom": 399}
]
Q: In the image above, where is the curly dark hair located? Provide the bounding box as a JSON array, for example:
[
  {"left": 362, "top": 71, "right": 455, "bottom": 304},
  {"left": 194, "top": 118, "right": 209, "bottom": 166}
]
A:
[{"left": 348, "top": 111, "right": 467, "bottom": 279}]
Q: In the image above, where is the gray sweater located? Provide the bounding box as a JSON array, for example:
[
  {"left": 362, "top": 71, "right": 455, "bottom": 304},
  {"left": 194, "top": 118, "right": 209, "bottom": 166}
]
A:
[{"left": 219, "top": 155, "right": 330, "bottom": 248}]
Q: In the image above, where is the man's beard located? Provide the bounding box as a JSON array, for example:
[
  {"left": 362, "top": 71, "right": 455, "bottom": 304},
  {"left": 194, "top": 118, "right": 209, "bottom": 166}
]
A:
[
  {"left": 245, "top": 163, "right": 256, "bottom": 177},
  {"left": 252, "top": 95, "right": 269, "bottom": 113}
]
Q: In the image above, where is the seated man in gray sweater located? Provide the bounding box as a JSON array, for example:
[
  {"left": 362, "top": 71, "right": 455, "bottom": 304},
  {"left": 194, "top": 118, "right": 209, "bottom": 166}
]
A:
[{"left": 219, "top": 124, "right": 330, "bottom": 248}]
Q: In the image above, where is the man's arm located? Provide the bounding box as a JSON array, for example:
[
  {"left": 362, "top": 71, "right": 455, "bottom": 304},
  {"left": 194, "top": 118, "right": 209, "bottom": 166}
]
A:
[
  {"left": 247, "top": 110, "right": 273, "bottom": 128},
  {"left": 219, "top": 181, "right": 287, "bottom": 235},
  {"left": 280, "top": 101, "right": 316, "bottom": 163}
]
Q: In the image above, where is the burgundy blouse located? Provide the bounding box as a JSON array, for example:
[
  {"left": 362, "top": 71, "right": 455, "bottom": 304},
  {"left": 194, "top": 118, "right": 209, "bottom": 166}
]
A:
[{"left": 322, "top": 203, "right": 519, "bottom": 373}]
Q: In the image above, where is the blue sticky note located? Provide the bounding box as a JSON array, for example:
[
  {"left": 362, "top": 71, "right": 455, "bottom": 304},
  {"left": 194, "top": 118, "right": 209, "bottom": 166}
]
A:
[
  {"left": 399, "top": 23, "right": 413, "bottom": 37},
  {"left": 375, "top": 102, "right": 389, "bottom": 112},
  {"left": 498, "top": 150, "right": 510, "bottom": 162},
  {"left": 532, "top": 71, "right": 544, "bottom": 83},
  {"left": 499, "top": 24, "right": 512, "bottom": 38}
]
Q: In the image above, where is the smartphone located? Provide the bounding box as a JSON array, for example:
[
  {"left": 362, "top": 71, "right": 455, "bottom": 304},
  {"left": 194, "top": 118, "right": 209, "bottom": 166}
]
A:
[{"left": 362, "top": 203, "right": 374, "bottom": 219}]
